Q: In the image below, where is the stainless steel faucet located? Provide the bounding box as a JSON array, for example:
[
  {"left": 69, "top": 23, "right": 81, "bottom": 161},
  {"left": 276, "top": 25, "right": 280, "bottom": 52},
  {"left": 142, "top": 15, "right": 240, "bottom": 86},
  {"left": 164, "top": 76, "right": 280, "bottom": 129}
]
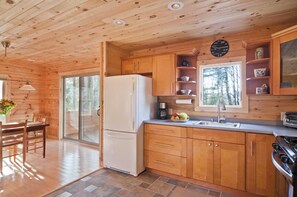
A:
[{"left": 217, "top": 97, "right": 226, "bottom": 123}]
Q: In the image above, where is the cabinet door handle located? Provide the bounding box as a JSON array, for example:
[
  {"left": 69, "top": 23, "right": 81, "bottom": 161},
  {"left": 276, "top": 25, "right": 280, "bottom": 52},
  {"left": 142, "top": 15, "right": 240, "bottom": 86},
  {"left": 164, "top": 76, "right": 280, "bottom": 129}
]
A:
[
  {"left": 251, "top": 141, "right": 255, "bottom": 156},
  {"left": 154, "top": 142, "right": 174, "bottom": 148},
  {"left": 215, "top": 144, "right": 219, "bottom": 147},
  {"left": 154, "top": 160, "right": 174, "bottom": 167},
  {"left": 149, "top": 129, "right": 175, "bottom": 133},
  {"left": 208, "top": 143, "right": 212, "bottom": 146}
]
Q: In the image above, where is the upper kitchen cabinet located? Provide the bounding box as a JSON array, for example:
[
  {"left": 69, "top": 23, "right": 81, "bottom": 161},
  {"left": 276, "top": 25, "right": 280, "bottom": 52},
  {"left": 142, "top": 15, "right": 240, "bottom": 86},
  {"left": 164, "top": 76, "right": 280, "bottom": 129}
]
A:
[
  {"left": 152, "top": 54, "right": 176, "bottom": 96},
  {"left": 246, "top": 42, "right": 272, "bottom": 95},
  {"left": 272, "top": 25, "right": 297, "bottom": 95},
  {"left": 122, "top": 56, "right": 153, "bottom": 75}
]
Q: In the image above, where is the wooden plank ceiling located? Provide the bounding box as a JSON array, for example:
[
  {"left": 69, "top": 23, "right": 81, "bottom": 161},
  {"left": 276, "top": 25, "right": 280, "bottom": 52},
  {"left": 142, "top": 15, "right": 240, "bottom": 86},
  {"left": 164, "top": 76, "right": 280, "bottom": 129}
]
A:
[{"left": 0, "top": 0, "right": 297, "bottom": 66}]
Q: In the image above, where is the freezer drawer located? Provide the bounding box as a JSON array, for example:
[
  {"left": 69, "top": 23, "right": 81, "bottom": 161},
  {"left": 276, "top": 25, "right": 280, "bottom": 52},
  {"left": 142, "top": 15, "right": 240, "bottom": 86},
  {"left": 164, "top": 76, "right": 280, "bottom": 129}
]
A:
[{"left": 103, "top": 130, "right": 144, "bottom": 176}]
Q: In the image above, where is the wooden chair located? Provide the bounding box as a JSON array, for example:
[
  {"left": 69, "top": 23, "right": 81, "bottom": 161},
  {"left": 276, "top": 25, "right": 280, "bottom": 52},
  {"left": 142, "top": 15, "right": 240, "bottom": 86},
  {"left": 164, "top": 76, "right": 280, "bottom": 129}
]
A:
[
  {"left": 0, "top": 120, "right": 28, "bottom": 173},
  {"left": 26, "top": 114, "right": 47, "bottom": 156}
]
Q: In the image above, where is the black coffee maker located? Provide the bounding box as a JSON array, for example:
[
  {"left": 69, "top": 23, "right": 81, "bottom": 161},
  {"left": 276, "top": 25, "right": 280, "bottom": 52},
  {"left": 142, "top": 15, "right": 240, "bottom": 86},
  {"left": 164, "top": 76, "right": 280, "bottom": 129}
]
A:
[{"left": 158, "top": 102, "right": 167, "bottom": 119}]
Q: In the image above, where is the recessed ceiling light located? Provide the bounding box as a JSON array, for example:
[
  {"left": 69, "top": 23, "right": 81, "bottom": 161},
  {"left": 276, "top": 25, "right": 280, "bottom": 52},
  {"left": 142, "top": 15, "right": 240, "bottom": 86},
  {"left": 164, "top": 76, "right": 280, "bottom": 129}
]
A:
[
  {"left": 168, "top": 0, "right": 184, "bottom": 11},
  {"left": 113, "top": 19, "right": 126, "bottom": 26}
]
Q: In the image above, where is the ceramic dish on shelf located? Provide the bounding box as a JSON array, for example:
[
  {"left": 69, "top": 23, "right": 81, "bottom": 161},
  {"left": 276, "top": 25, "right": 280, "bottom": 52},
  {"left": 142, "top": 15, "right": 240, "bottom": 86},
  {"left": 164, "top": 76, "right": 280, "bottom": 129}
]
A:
[
  {"left": 180, "top": 76, "right": 190, "bottom": 81},
  {"left": 254, "top": 68, "right": 266, "bottom": 77},
  {"left": 180, "top": 89, "right": 192, "bottom": 95}
]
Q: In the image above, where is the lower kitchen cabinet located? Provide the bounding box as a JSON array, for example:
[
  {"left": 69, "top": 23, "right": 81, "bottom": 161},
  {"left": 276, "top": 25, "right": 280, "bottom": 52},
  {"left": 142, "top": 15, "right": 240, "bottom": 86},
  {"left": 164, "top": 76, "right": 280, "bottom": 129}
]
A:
[
  {"left": 144, "top": 124, "right": 278, "bottom": 195},
  {"left": 144, "top": 124, "right": 187, "bottom": 177},
  {"left": 246, "top": 133, "right": 276, "bottom": 197},
  {"left": 144, "top": 150, "right": 187, "bottom": 177},
  {"left": 213, "top": 142, "right": 245, "bottom": 191},
  {"left": 193, "top": 139, "right": 214, "bottom": 183},
  {"left": 193, "top": 139, "right": 245, "bottom": 191}
]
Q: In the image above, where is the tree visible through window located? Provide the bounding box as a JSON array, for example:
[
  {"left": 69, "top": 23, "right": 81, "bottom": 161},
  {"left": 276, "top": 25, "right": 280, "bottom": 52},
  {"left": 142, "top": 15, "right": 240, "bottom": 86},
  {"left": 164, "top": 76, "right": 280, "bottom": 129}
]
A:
[{"left": 199, "top": 62, "right": 242, "bottom": 107}]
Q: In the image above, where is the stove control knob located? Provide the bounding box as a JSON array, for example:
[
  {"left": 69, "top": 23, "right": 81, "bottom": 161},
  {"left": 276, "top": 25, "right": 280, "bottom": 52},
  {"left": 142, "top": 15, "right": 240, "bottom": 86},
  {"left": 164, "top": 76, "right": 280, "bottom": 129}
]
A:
[
  {"left": 280, "top": 155, "right": 289, "bottom": 163},
  {"left": 272, "top": 143, "right": 280, "bottom": 150}
]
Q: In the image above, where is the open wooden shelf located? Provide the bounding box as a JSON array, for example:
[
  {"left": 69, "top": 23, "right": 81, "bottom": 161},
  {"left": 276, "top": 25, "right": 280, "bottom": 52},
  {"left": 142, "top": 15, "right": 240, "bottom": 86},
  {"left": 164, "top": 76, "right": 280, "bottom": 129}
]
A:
[
  {"left": 246, "top": 42, "right": 272, "bottom": 95},
  {"left": 246, "top": 58, "right": 270, "bottom": 65},
  {"left": 176, "top": 66, "right": 197, "bottom": 70},
  {"left": 246, "top": 76, "right": 270, "bottom": 81},
  {"left": 247, "top": 93, "right": 271, "bottom": 96},
  {"left": 176, "top": 55, "right": 197, "bottom": 97},
  {"left": 176, "top": 81, "right": 196, "bottom": 84},
  {"left": 175, "top": 94, "right": 196, "bottom": 97}
]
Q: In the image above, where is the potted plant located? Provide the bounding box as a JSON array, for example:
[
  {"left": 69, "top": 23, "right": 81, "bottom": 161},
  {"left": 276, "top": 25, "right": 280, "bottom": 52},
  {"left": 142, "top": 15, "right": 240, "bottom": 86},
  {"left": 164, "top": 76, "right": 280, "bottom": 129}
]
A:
[{"left": 0, "top": 99, "right": 16, "bottom": 124}]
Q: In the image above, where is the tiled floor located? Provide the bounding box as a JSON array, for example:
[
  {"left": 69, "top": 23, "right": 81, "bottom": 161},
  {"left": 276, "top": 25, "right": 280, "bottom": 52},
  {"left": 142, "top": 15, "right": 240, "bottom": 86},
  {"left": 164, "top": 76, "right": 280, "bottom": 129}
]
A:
[
  {"left": 45, "top": 169, "right": 238, "bottom": 197},
  {"left": 0, "top": 139, "right": 100, "bottom": 197}
]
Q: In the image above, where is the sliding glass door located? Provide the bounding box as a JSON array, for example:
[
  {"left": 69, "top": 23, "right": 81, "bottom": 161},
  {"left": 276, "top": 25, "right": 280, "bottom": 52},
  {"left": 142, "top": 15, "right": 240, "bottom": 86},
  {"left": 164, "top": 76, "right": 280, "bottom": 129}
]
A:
[{"left": 63, "top": 75, "right": 100, "bottom": 144}]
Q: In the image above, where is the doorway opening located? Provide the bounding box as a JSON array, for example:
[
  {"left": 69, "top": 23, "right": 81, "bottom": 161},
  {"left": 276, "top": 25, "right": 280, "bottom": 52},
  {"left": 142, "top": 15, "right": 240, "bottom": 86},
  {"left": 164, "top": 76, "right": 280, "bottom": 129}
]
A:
[{"left": 63, "top": 75, "right": 100, "bottom": 145}]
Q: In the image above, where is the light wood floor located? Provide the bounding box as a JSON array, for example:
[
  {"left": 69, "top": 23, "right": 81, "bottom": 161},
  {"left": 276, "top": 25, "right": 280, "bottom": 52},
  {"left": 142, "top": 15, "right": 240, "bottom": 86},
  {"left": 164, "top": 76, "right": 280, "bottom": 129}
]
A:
[{"left": 0, "top": 139, "right": 100, "bottom": 197}]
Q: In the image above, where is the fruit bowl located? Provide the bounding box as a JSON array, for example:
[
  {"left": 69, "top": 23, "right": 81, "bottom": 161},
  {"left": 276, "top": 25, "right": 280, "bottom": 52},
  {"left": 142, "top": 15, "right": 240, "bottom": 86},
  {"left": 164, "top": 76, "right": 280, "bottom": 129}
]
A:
[
  {"left": 170, "top": 112, "right": 189, "bottom": 122},
  {"left": 170, "top": 118, "right": 189, "bottom": 123}
]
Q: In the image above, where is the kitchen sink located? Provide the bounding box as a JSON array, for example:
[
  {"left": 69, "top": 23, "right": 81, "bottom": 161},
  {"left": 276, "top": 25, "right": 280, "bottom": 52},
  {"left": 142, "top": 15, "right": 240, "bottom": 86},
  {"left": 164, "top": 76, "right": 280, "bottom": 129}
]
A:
[{"left": 193, "top": 121, "right": 241, "bottom": 128}]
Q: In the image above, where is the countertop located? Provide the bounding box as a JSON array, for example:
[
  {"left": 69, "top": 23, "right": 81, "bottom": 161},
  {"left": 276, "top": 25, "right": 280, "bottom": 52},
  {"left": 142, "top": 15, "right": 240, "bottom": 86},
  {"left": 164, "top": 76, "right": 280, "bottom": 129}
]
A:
[{"left": 144, "top": 119, "right": 297, "bottom": 137}]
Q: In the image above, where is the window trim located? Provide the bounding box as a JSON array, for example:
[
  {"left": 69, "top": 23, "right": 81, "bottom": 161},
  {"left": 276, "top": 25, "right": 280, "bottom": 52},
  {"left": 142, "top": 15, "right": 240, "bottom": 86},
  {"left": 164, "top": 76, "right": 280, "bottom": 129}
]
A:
[
  {"left": 199, "top": 62, "right": 243, "bottom": 108},
  {"left": 195, "top": 56, "right": 248, "bottom": 113}
]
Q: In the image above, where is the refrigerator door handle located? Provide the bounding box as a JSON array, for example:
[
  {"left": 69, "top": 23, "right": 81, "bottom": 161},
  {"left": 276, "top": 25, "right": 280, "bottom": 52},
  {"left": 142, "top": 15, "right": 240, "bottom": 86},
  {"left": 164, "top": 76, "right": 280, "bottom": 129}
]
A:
[
  {"left": 131, "top": 80, "right": 135, "bottom": 131},
  {"left": 105, "top": 132, "right": 135, "bottom": 140}
]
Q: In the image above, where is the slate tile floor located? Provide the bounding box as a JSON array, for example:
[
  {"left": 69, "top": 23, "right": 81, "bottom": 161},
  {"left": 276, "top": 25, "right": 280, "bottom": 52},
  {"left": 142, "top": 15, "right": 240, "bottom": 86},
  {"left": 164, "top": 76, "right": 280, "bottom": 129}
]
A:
[{"left": 45, "top": 169, "right": 238, "bottom": 197}]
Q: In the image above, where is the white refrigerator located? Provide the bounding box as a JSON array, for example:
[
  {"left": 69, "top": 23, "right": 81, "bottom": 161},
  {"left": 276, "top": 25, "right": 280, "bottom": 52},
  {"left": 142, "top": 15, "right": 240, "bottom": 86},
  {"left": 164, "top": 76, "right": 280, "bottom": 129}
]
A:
[{"left": 103, "top": 75, "right": 156, "bottom": 176}]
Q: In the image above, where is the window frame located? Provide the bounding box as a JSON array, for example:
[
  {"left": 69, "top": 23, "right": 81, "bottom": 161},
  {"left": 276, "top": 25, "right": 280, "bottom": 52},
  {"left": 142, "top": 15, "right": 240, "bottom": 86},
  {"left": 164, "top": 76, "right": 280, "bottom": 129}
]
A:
[
  {"left": 199, "top": 62, "right": 243, "bottom": 108},
  {"left": 195, "top": 56, "right": 248, "bottom": 113}
]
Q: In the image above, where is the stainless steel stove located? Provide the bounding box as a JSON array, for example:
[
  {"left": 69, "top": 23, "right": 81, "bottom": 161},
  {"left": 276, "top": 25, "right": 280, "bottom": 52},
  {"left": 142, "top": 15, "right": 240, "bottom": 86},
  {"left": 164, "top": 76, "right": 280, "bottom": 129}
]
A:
[{"left": 272, "top": 136, "right": 297, "bottom": 197}]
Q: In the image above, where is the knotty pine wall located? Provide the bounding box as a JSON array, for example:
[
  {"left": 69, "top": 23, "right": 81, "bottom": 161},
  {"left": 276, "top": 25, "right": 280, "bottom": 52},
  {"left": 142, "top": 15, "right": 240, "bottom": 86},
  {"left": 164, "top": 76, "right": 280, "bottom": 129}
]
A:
[
  {"left": 0, "top": 59, "right": 45, "bottom": 122},
  {"left": 131, "top": 24, "right": 297, "bottom": 121},
  {"left": 42, "top": 43, "right": 125, "bottom": 138}
]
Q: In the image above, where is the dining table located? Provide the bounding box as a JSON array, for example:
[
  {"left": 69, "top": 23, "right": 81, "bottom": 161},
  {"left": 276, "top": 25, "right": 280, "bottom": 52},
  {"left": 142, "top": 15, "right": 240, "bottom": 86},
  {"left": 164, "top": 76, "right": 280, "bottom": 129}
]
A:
[{"left": 2, "top": 121, "right": 50, "bottom": 158}]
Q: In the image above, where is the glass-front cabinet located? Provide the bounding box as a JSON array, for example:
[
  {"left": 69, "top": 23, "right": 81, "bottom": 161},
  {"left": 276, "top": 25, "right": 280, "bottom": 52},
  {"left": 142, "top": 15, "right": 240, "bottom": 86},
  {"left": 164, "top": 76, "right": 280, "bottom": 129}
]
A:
[{"left": 272, "top": 25, "right": 297, "bottom": 95}]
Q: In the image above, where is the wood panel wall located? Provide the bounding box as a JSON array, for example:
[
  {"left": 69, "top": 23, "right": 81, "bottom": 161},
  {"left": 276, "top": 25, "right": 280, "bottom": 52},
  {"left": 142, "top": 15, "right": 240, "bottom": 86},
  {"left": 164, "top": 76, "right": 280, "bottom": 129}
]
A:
[
  {"left": 42, "top": 42, "right": 125, "bottom": 138},
  {"left": 132, "top": 24, "right": 297, "bottom": 121},
  {"left": 0, "top": 59, "right": 46, "bottom": 122}
]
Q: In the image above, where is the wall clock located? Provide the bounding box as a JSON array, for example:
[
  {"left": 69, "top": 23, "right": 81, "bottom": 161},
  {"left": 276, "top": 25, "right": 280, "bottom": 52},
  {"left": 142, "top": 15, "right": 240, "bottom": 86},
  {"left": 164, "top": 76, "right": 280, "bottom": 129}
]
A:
[{"left": 210, "top": 39, "right": 229, "bottom": 57}]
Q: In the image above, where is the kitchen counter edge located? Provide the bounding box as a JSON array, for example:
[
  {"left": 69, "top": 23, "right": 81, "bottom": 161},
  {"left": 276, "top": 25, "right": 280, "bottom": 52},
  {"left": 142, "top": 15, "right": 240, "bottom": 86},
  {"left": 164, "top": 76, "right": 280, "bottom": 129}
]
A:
[{"left": 144, "top": 119, "right": 297, "bottom": 137}]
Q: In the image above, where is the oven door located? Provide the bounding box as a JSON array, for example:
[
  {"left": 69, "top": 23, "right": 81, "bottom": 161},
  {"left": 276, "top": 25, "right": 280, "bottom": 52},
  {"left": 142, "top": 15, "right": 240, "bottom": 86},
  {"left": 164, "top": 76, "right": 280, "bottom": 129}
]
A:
[{"left": 272, "top": 151, "right": 293, "bottom": 197}]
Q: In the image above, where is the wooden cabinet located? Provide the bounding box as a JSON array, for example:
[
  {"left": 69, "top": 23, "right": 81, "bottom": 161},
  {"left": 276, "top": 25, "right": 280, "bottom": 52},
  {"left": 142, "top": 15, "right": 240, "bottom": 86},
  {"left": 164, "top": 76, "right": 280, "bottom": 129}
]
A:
[
  {"left": 176, "top": 55, "right": 197, "bottom": 96},
  {"left": 246, "top": 133, "right": 276, "bottom": 196},
  {"left": 272, "top": 25, "right": 297, "bottom": 95},
  {"left": 246, "top": 42, "right": 272, "bottom": 95},
  {"left": 122, "top": 59, "right": 135, "bottom": 74},
  {"left": 213, "top": 142, "right": 245, "bottom": 191},
  {"left": 191, "top": 128, "right": 245, "bottom": 191},
  {"left": 152, "top": 54, "right": 176, "bottom": 96},
  {"left": 193, "top": 139, "right": 214, "bottom": 183},
  {"left": 144, "top": 124, "right": 187, "bottom": 176},
  {"left": 122, "top": 56, "right": 153, "bottom": 74},
  {"left": 144, "top": 124, "right": 277, "bottom": 194}
]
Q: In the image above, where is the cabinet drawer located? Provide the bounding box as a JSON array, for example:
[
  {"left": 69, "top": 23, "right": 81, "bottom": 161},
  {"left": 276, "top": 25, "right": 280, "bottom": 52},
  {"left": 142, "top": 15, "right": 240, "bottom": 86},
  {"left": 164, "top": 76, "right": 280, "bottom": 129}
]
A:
[
  {"left": 191, "top": 128, "right": 245, "bottom": 144},
  {"left": 145, "top": 124, "right": 187, "bottom": 138},
  {"left": 144, "top": 134, "right": 187, "bottom": 157},
  {"left": 144, "top": 151, "right": 186, "bottom": 176}
]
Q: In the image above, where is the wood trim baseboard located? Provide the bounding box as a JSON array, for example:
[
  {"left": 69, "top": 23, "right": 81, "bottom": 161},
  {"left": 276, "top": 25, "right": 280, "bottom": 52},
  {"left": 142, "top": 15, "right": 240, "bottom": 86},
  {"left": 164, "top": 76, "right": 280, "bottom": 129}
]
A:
[{"left": 146, "top": 168, "right": 261, "bottom": 197}]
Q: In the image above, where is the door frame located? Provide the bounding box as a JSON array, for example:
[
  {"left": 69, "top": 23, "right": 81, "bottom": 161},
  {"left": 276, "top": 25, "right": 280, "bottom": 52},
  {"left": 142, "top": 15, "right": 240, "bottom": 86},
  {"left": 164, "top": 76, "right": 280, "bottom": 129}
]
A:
[
  {"left": 62, "top": 74, "right": 100, "bottom": 145},
  {"left": 58, "top": 68, "right": 100, "bottom": 142}
]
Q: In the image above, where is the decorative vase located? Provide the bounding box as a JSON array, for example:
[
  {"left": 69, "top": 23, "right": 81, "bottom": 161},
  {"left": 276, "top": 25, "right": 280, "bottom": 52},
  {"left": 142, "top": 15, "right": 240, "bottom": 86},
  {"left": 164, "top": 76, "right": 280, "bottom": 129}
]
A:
[
  {"left": 255, "top": 47, "right": 264, "bottom": 59},
  {"left": 0, "top": 114, "right": 6, "bottom": 124}
]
